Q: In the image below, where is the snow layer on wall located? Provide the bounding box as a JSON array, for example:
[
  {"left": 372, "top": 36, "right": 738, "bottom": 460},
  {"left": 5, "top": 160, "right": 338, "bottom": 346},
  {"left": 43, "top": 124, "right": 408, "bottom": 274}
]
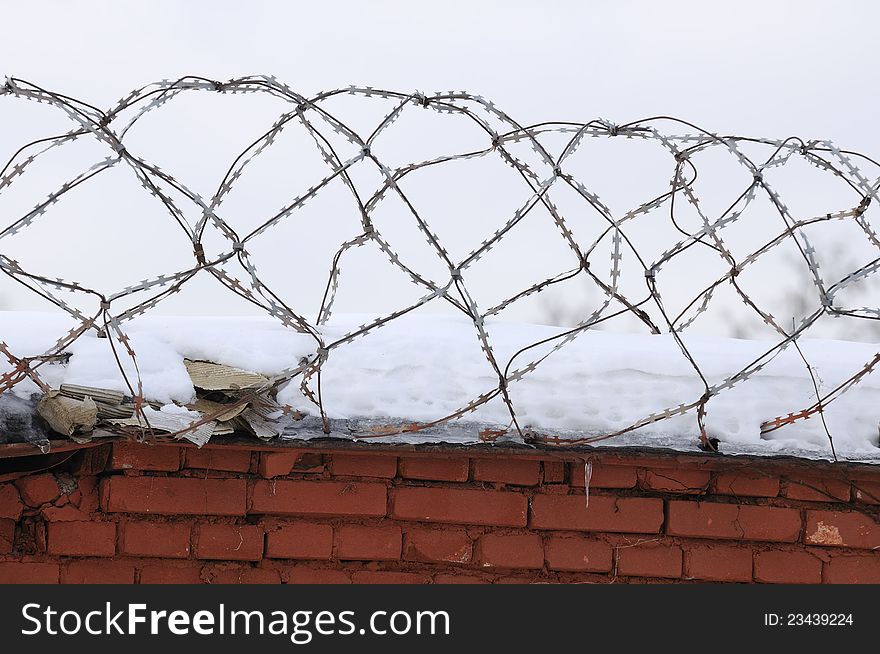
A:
[{"left": 1, "top": 311, "right": 879, "bottom": 461}]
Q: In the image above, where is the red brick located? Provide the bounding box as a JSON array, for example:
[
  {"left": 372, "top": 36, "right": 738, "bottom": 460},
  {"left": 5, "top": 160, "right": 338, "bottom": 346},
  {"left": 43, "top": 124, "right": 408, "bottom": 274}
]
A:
[
  {"left": 404, "top": 528, "right": 472, "bottom": 564},
  {"left": 103, "top": 477, "right": 247, "bottom": 515},
  {"left": 15, "top": 474, "right": 60, "bottom": 506},
  {"left": 617, "top": 542, "right": 683, "bottom": 579},
  {"left": 266, "top": 522, "right": 333, "bottom": 559},
  {"left": 539, "top": 486, "right": 570, "bottom": 496},
  {"left": 571, "top": 464, "right": 637, "bottom": 489},
  {"left": 291, "top": 453, "right": 325, "bottom": 472},
  {"left": 110, "top": 442, "right": 180, "bottom": 471},
  {"left": 824, "top": 555, "right": 880, "bottom": 584},
  {"left": 139, "top": 563, "right": 203, "bottom": 584},
  {"left": 76, "top": 476, "right": 100, "bottom": 513},
  {"left": 433, "top": 573, "right": 490, "bottom": 584},
  {"left": 62, "top": 560, "right": 135, "bottom": 584},
  {"left": 741, "top": 506, "right": 805, "bottom": 541},
  {"left": 641, "top": 469, "right": 709, "bottom": 494},
  {"left": 0, "top": 561, "right": 59, "bottom": 584},
  {"left": 48, "top": 521, "right": 116, "bottom": 556},
  {"left": 685, "top": 544, "right": 753, "bottom": 582},
  {"left": 330, "top": 453, "right": 397, "bottom": 479},
  {"left": 41, "top": 505, "right": 91, "bottom": 521},
  {"left": 185, "top": 448, "right": 251, "bottom": 473},
  {"left": 351, "top": 570, "right": 431, "bottom": 584},
  {"left": 783, "top": 476, "right": 851, "bottom": 502},
  {"left": 285, "top": 567, "right": 352, "bottom": 584},
  {"left": 121, "top": 521, "right": 191, "bottom": 558},
  {"left": 530, "top": 495, "right": 663, "bottom": 534},
  {"left": 399, "top": 457, "right": 469, "bottom": 482},
  {"left": 494, "top": 575, "right": 543, "bottom": 584},
  {"left": 854, "top": 481, "right": 880, "bottom": 505},
  {"left": 712, "top": 472, "right": 779, "bottom": 498},
  {"left": 336, "top": 525, "right": 401, "bottom": 560},
  {"left": 475, "top": 533, "right": 544, "bottom": 569},
  {"left": 754, "top": 550, "right": 821, "bottom": 584},
  {"left": 545, "top": 536, "right": 613, "bottom": 572},
  {"left": 207, "top": 566, "right": 281, "bottom": 584},
  {"left": 805, "top": 510, "right": 880, "bottom": 549},
  {"left": 392, "top": 487, "right": 527, "bottom": 527},
  {"left": 543, "top": 460, "right": 566, "bottom": 483},
  {"left": 259, "top": 451, "right": 299, "bottom": 478},
  {"left": 667, "top": 501, "right": 801, "bottom": 542},
  {"left": 0, "top": 518, "right": 13, "bottom": 553},
  {"left": 473, "top": 459, "right": 540, "bottom": 486},
  {"left": 195, "top": 524, "right": 264, "bottom": 560},
  {"left": 0, "top": 483, "right": 23, "bottom": 519},
  {"left": 251, "top": 480, "right": 386, "bottom": 517}
]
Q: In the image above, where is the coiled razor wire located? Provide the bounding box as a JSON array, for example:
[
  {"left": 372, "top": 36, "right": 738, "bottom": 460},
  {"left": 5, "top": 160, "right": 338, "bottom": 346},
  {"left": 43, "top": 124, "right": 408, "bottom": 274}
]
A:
[{"left": 2, "top": 76, "right": 880, "bottom": 457}]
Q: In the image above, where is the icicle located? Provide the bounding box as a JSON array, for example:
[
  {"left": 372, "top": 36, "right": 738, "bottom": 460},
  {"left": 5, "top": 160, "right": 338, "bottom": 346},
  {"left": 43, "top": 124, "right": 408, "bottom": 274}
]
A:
[{"left": 583, "top": 460, "right": 593, "bottom": 508}]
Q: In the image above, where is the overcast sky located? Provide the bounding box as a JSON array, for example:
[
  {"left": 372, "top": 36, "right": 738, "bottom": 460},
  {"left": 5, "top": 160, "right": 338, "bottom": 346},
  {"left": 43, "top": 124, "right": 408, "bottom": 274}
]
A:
[
  {"left": 2, "top": 1, "right": 878, "bottom": 340},
  {"left": 2, "top": 0, "right": 875, "bottom": 139}
]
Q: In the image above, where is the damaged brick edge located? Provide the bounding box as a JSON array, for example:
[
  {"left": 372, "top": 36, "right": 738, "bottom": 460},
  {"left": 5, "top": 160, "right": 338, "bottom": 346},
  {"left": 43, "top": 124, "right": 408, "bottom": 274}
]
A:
[{"left": 1, "top": 435, "right": 880, "bottom": 487}]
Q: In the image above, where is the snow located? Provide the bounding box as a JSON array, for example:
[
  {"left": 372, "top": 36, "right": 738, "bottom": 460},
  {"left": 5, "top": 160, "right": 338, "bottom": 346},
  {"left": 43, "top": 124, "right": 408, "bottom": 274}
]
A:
[
  {"left": 64, "top": 334, "right": 195, "bottom": 405},
  {"left": 2, "top": 310, "right": 879, "bottom": 462}
]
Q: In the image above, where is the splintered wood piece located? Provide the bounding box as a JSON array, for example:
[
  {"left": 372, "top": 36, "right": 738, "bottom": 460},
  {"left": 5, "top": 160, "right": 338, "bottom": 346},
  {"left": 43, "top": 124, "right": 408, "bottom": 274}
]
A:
[
  {"left": 247, "top": 395, "right": 284, "bottom": 419},
  {"left": 240, "top": 408, "right": 280, "bottom": 439},
  {"left": 108, "top": 409, "right": 214, "bottom": 447},
  {"left": 190, "top": 397, "right": 249, "bottom": 422},
  {"left": 37, "top": 391, "right": 98, "bottom": 437},
  {"left": 109, "top": 410, "right": 195, "bottom": 433},
  {"left": 59, "top": 384, "right": 125, "bottom": 406},
  {"left": 210, "top": 422, "right": 236, "bottom": 436},
  {"left": 95, "top": 401, "right": 135, "bottom": 419},
  {"left": 184, "top": 359, "right": 269, "bottom": 392},
  {"left": 179, "top": 422, "right": 215, "bottom": 447}
]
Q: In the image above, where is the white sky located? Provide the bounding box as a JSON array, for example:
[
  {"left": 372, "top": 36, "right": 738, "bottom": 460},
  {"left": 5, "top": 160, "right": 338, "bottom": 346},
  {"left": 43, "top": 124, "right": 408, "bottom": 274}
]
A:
[
  {"left": 2, "top": 1, "right": 873, "bottom": 140},
  {"left": 2, "top": 1, "right": 879, "bottom": 340}
]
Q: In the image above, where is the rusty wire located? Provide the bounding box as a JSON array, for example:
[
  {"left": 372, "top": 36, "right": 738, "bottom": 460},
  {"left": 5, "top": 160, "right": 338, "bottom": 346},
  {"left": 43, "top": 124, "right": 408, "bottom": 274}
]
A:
[{"left": 2, "top": 76, "right": 880, "bottom": 454}]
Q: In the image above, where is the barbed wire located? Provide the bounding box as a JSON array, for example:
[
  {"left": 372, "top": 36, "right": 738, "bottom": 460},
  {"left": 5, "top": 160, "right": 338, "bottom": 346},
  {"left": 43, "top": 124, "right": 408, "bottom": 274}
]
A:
[{"left": 2, "top": 75, "right": 880, "bottom": 456}]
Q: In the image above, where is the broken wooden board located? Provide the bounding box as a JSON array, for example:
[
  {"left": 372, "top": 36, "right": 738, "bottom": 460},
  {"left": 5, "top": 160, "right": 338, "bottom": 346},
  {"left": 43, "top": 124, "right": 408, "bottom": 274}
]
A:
[
  {"left": 246, "top": 396, "right": 285, "bottom": 420},
  {"left": 108, "top": 408, "right": 214, "bottom": 447},
  {"left": 239, "top": 407, "right": 281, "bottom": 439},
  {"left": 210, "top": 422, "right": 236, "bottom": 436},
  {"left": 189, "top": 397, "right": 249, "bottom": 422},
  {"left": 94, "top": 401, "right": 135, "bottom": 419},
  {"left": 59, "top": 384, "right": 125, "bottom": 406},
  {"left": 178, "top": 422, "right": 214, "bottom": 447},
  {"left": 37, "top": 392, "right": 97, "bottom": 437},
  {"left": 57, "top": 384, "right": 133, "bottom": 420},
  {"left": 184, "top": 360, "right": 269, "bottom": 392},
  {"left": 69, "top": 427, "right": 119, "bottom": 445}
]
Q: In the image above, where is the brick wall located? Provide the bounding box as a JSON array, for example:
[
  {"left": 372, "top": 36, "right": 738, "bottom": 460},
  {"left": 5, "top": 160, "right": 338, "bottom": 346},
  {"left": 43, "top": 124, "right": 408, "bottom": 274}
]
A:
[{"left": 0, "top": 441, "right": 878, "bottom": 584}]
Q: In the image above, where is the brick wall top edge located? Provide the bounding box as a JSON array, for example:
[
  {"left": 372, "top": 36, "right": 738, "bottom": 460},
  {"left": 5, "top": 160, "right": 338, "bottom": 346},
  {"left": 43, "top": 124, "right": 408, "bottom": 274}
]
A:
[{"left": 2, "top": 436, "right": 880, "bottom": 481}]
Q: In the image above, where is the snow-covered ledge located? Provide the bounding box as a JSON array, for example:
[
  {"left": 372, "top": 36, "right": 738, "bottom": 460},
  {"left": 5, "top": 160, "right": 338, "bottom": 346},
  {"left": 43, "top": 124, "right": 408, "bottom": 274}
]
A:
[{"left": 2, "top": 312, "right": 879, "bottom": 463}]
